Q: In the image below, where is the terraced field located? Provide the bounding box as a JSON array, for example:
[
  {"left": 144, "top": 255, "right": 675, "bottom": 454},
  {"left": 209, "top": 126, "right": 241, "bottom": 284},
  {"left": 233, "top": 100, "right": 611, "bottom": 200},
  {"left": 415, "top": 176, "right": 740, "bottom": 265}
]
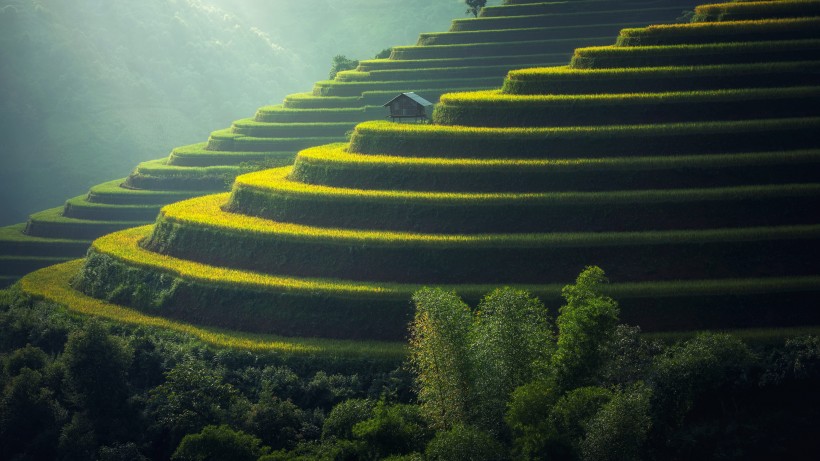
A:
[
  {"left": 21, "top": 0, "right": 818, "bottom": 346},
  {"left": 0, "top": 0, "right": 699, "bottom": 287}
]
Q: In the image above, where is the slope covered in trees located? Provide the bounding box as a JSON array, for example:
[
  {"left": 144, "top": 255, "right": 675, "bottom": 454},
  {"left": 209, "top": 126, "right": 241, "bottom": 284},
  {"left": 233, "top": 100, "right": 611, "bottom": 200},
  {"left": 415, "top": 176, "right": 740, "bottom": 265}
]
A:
[{"left": 0, "top": 0, "right": 698, "bottom": 287}]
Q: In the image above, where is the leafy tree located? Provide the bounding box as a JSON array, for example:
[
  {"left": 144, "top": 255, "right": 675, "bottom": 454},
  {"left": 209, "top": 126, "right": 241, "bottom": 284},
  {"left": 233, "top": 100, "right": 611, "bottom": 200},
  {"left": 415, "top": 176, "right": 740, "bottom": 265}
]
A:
[
  {"left": 425, "top": 424, "right": 505, "bottom": 461},
  {"left": 545, "top": 386, "right": 613, "bottom": 459},
  {"left": 409, "top": 288, "right": 473, "bottom": 429},
  {"left": 551, "top": 266, "right": 619, "bottom": 390},
  {"left": 172, "top": 425, "right": 269, "bottom": 461},
  {"left": 147, "top": 360, "right": 242, "bottom": 445},
  {"left": 505, "top": 380, "right": 561, "bottom": 459},
  {"left": 322, "top": 398, "right": 375, "bottom": 440},
  {"left": 98, "top": 442, "right": 150, "bottom": 461},
  {"left": 0, "top": 367, "right": 66, "bottom": 459},
  {"left": 465, "top": 0, "right": 487, "bottom": 17},
  {"left": 470, "top": 287, "right": 554, "bottom": 434},
  {"left": 58, "top": 412, "right": 98, "bottom": 461},
  {"left": 244, "top": 392, "right": 305, "bottom": 451},
  {"left": 352, "top": 400, "right": 431, "bottom": 459},
  {"left": 328, "top": 55, "right": 359, "bottom": 79},
  {"left": 581, "top": 383, "right": 653, "bottom": 461},
  {"left": 61, "top": 321, "right": 133, "bottom": 441},
  {"left": 3, "top": 343, "right": 49, "bottom": 375}
]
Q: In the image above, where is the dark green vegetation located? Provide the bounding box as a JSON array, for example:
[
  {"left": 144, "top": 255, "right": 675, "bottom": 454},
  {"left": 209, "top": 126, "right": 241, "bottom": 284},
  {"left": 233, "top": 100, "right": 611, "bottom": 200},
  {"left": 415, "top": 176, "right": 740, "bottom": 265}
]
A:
[
  {"left": 0, "top": 0, "right": 699, "bottom": 286},
  {"left": 47, "top": 0, "right": 820, "bottom": 342},
  {"left": 4, "top": 270, "right": 819, "bottom": 460}
]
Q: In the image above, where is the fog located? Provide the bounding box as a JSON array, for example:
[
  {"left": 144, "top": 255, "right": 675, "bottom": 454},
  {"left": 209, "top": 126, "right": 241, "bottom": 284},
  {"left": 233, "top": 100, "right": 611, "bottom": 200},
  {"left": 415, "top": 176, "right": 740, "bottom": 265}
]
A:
[{"left": 0, "top": 0, "right": 499, "bottom": 225}]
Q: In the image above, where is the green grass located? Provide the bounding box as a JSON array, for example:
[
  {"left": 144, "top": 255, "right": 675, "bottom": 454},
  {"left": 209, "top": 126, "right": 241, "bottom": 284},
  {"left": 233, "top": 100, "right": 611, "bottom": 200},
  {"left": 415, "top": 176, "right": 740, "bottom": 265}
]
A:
[
  {"left": 501, "top": 61, "right": 820, "bottom": 95},
  {"left": 311, "top": 76, "right": 502, "bottom": 97},
  {"left": 206, "top": 129, "right": 343, "bottom": 152},
  {"left": 290, "top": 144, "right": 820, "bottom": 192},
  {"left": 166, "top": 142, "right": 298, "bottom": 167},
  {"left": 416, "top": 22, "right": 642, "bottom": 46},
  {"left": 62, "top": 195, "right": 163, "bottom": 221},
  {"left": 86, "top": 178, "right": 204, "bottom": 205},
  {"left": 482, "top": 0, "right": 646, "bottom": 17},
  {"left": 283, "top": 93, "right": 363, "bottom": 109},
  {"left": 124, "top": 159, "right": 252, "bottom": 191},
  {"left": 0, "top": 255, "right": 75, "bottom": 276},
  {"left": 348, "top": 117, "right": 820, "bottom": 159},
  {"left": 451, "top": 7, "right": 689, "bottom": 31},
  {"left": 389, "top": 37, "right": 611, "bottom": 60},
  {"left": 357, "top": 53, "right": 568, "bottom": 72},
  {"left": 24, "top": 206, "right": 146, "bottom": 240},
  {"left": 433, "top": 86, "right": 820, "bottom": 127},
  {"left": 226, "top": 166, "right": 820, "bottom": 234},
  {"left": 231, "top": 119, "right": 355, "bottom": 137},
  {"left": 254, "top": 105, "right": 378, "bottom": 123},
  {"left": 334, "top": 62, "right": 561, "bottom": 83},
  {"left": 0, "top": 223, "right": 89, "bottom": 253},
  {"left": 570, "top": 39, "right": 820, "bottom": 68},
  {"left": 21, "top": 258, "right": 408, "bottom": 359},
  {"left": 615, "top": 17, "right": 820, "bottom": 46},
  {"left": 71, "top": 226, "right": 820, "bottom": 338},
  {"left": 693, "top": 0, "right": 820, "bottom": 22}
]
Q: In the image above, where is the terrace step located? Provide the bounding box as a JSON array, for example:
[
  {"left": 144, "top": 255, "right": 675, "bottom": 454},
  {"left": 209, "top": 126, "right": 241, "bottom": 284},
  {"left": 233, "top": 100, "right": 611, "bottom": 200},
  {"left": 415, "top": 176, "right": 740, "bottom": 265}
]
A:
[
  {"left": 78, "top": 226, "right": 820, "bottom": 340},
  {"left": 62, "top": 195, "right": 163, "bottom": 221},
  {"left": 86, "top": 179, "right": 203, "bottom": 205},
  {"left": 230, "top": 119, "right": 355, "bottom": 138},
  {"left": 570, "top": 38, "right": 820, "bottom": 68},
  {"left": 434, "top": 86, "right": 820, "bottom": 127},
  {"left": 615, "top": 17, "right": 820, "bottom": 46},
  {"left": 357, "top": 52, "right": 569, "bottom": 72},
  {"left": 205, "top": 130, "right": 343, "bottom": 153},
  {"left": 24, "top": 207, "right": 146, "bottom": 240},
  {"left": 0, "top": 224, "right": 89, "bottom": 257},
  {"left": 0, "top": 256, "right": 74, "bottom": 277},
  {"left": 453, "top": 6, "right": 690, "bottom": 31},
  {"left": 311, "top": 76, "right": 502, "bottom": 97},
  {"left": 226, "top": 166, "right": 820, "bottom": 234},
  {"left": 501, "top": 60, "right": 820, "bottom": 95},
  {"left": 418, "top": 22, "right": 650, "bottom": 46},
  {"left": 290, "top": 144, "right": 820, "bottom": 193},
  {"left": 141, "top": 194, "right": 820, "bottom": 286},
  {"left": 254, "top": 105, "right": 379, "bottom": 123}
]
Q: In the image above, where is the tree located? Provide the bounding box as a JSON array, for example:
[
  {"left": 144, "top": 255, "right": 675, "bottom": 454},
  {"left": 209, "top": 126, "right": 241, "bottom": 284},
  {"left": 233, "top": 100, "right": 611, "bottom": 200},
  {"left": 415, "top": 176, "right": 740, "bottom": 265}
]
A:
[
  {"left": 465, "top": 0, "right": 487, "bottom": 18},
  {"left": 425, "top": 424, "right": 505, "bottom": 461},
  {"left": 352, "top": 400, "right": 431, "bottom": 459},
  {"left": 322, "top": 398, "right": 375, "bottom": 440},
  {"left": 470, "top": 287, "right": 554, "bottom": 434},
  {"left": 581, "top": 383, "right": 653, "bottom": 461},
  {"left": 244, "top": 393, "right": 305, "bottom": 451},
  {"left": 61, "top": 321, "right": 133, "bottom": 441},
  {"left": 172, "top": 425, "right": 268, "bottom": 461},
  {"left": 328, "top": 54, "right": 359, "bottom": 79},
  {"left": 409, "top": 288, "right": 474, "bottom": 429},
  {"left": 551, "top": 266, "right": 620, "bottom": 390}
]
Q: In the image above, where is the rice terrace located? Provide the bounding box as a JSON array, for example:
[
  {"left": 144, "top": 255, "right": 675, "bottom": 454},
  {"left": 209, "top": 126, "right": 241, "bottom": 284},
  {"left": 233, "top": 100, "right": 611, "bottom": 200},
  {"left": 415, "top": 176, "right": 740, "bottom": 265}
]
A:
[{"left": 1, "top": 0, "right": 820, "bottom": 459}]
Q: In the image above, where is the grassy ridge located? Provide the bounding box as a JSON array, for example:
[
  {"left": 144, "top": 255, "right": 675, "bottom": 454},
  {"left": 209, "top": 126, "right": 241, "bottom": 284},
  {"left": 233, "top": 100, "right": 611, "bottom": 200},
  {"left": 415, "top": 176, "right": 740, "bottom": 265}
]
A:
[
  {"left": 0, "top": 256, "right": 75, "bottom": 276},
  {"left": 693, "top": 0, "right": 820, "bottom": 22},
  {"left": 570, "top": 39, "right": 820, "bottom": 68},
  {"left": 389, "top": 37, "right": 611, "bottom": 60},
  {"left": 85, "top": 179, "right": 203, "bottom": 205},
  {"left": 226, "top": 167, "right": 820, "bottom": 234},
  {"left": 451, "top": 7, "right": 690, "bottom": 31},
  {"left": 501, "top": 61, "right": 820, "bottom": 95},
  {"left": 417, "top": 23, "right": 642, "bottom": 46},
  {"left": 24, "top": 207, "right": 146, "bottom": 240},
  {"left": 290, "top": 144, "right": 820, "bottom": 192},
  {"left": 348, "top": 118, "right": 820, "bottom": 159},
  {"left": 254, "top": 105, "right": 378, "bottom": 123},
  {"left": 434, "top": 86, "right": 820, "bottom": 127},
  {"left": 615, "top": 17, "right": 820, "bottom": 46},
  {"left": 357, "top": 53, "right": 568, "bottom": 72},
  {"left": 0, "top": 224, "right": 88, "bottom": 256},
  {"left": 22, "top": 259, "right": 408, "bottom": 359},
  {"left": 205, "top": 129, "right": 343, "bottom": 153},
  {"left": 142, "top": 194, "right": 820, "bottom": 285},
  {"left": 166, "top": 142, "right": 297, "bottom": 167},
  {"left": 334, "top": 62, "right": 562, "bottom": 83},
  {"left": 73, "top": 227, "right": 820, "bottom": 336},
  {"left": 124, "top": 159, "right": 246, "bottom": 191},
  {"left": 230, "top": 119, "right": 355, "bottom": 138},
  {"left": 311, "top": 76, "right": 501, "bottom": 97},
  {"left": 62, "top": 196, "right": 162, "bottom": 221}
]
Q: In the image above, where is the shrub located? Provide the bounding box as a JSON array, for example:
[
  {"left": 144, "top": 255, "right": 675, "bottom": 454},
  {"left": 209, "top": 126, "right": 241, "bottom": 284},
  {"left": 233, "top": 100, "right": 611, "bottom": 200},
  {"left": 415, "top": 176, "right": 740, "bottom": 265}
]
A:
[
  {"left": 171, "top": 425, "right": 268, "bottom": 461},
  {"left": 425, "top": 424, "right": 505, "bottom": 461}
]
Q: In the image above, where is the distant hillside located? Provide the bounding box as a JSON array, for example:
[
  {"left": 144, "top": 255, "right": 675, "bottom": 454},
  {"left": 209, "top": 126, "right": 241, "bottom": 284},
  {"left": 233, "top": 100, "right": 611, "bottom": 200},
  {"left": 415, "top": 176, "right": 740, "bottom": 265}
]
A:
[{"left": 0, "top": 0, "right": 475, "bottom": 225}]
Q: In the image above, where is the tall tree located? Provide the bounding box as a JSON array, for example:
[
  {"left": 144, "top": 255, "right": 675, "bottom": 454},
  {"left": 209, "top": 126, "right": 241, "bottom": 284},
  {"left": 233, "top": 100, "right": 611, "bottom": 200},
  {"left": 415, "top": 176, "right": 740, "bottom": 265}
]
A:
[{"left": 409, "top": 288, "right": 473, "bottom": 429}]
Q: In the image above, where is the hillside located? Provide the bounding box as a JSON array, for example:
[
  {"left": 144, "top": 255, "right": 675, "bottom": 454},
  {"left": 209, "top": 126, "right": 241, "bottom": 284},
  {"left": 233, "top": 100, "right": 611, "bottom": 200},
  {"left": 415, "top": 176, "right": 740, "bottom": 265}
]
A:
[
  {"left": 21, "top": 0, "right": 820, "bottom": 347},
  {"left": 0, "top": 0, "right": 699, "bottom": 287}
]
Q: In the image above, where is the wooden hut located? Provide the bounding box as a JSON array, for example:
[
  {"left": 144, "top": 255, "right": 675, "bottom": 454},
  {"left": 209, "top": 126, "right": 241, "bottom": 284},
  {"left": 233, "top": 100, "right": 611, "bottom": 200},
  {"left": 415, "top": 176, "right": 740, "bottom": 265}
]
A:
[{"left": 383, "top": 92, "right": 433, "bottom": 122}]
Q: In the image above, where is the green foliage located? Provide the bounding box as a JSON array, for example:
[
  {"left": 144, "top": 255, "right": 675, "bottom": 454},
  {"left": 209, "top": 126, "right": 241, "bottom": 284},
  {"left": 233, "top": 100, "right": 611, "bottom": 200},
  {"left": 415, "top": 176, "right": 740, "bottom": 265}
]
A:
[
  {"left": 243, "top": 394, "right": 304, "bottom": 451},
  {"left": 322, "top": 398, "right": 375, "bottom": 440},
  {"left": 470, "top": 287, "right": 554, "bottom": 434},
  {"left": 374, "top": 48, "right": 392, "bottom": 59},
  {"left": 329, "top": 55, "right": 359, "bottom": 80},
  {"left": 171, "top": 425, "right": 268, "bottom": 461},
  {"left": 0, "top": 367, "right": 66, "bottom": 459},
  {"left": 409, "top": 288, "right": 473, "bottom": 429},
  {"left": 425, "top": 424, "right": 504, "bottom": 461},
  {"left": 580, "top": 383, "right": 653, "bottom": 461},
  {"left": 465, "top": 0, "right": 487, "bottom": 18},
  {"left": 352, "top": 400, "right": 431, "bottom": 459},
  {"left": 505, "top": 380, "right": 560, "bottom": 459},
  {"left": 552, "top": 267, "right": 619, "bottom": 391}
]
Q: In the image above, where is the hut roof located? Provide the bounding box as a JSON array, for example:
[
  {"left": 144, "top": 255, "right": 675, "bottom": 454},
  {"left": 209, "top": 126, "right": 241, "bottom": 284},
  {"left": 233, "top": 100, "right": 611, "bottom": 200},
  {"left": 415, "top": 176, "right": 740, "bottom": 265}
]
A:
[{"left": 382, "top": 92, "right": 433, "bottom": 107}]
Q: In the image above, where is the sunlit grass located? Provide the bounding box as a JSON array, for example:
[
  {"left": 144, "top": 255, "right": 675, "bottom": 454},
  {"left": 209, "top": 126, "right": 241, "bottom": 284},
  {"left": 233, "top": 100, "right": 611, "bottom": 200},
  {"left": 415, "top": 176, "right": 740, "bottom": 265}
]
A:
[{"left": 19, "top": 259, "right": 409, "bottom": 360}]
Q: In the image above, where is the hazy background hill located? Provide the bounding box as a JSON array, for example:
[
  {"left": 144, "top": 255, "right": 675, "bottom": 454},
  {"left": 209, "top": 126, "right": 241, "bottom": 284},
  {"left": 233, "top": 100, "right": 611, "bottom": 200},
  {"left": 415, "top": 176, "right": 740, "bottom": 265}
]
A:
[{"left": 0, "top": 0, "right": 498, "bottom": 226}]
